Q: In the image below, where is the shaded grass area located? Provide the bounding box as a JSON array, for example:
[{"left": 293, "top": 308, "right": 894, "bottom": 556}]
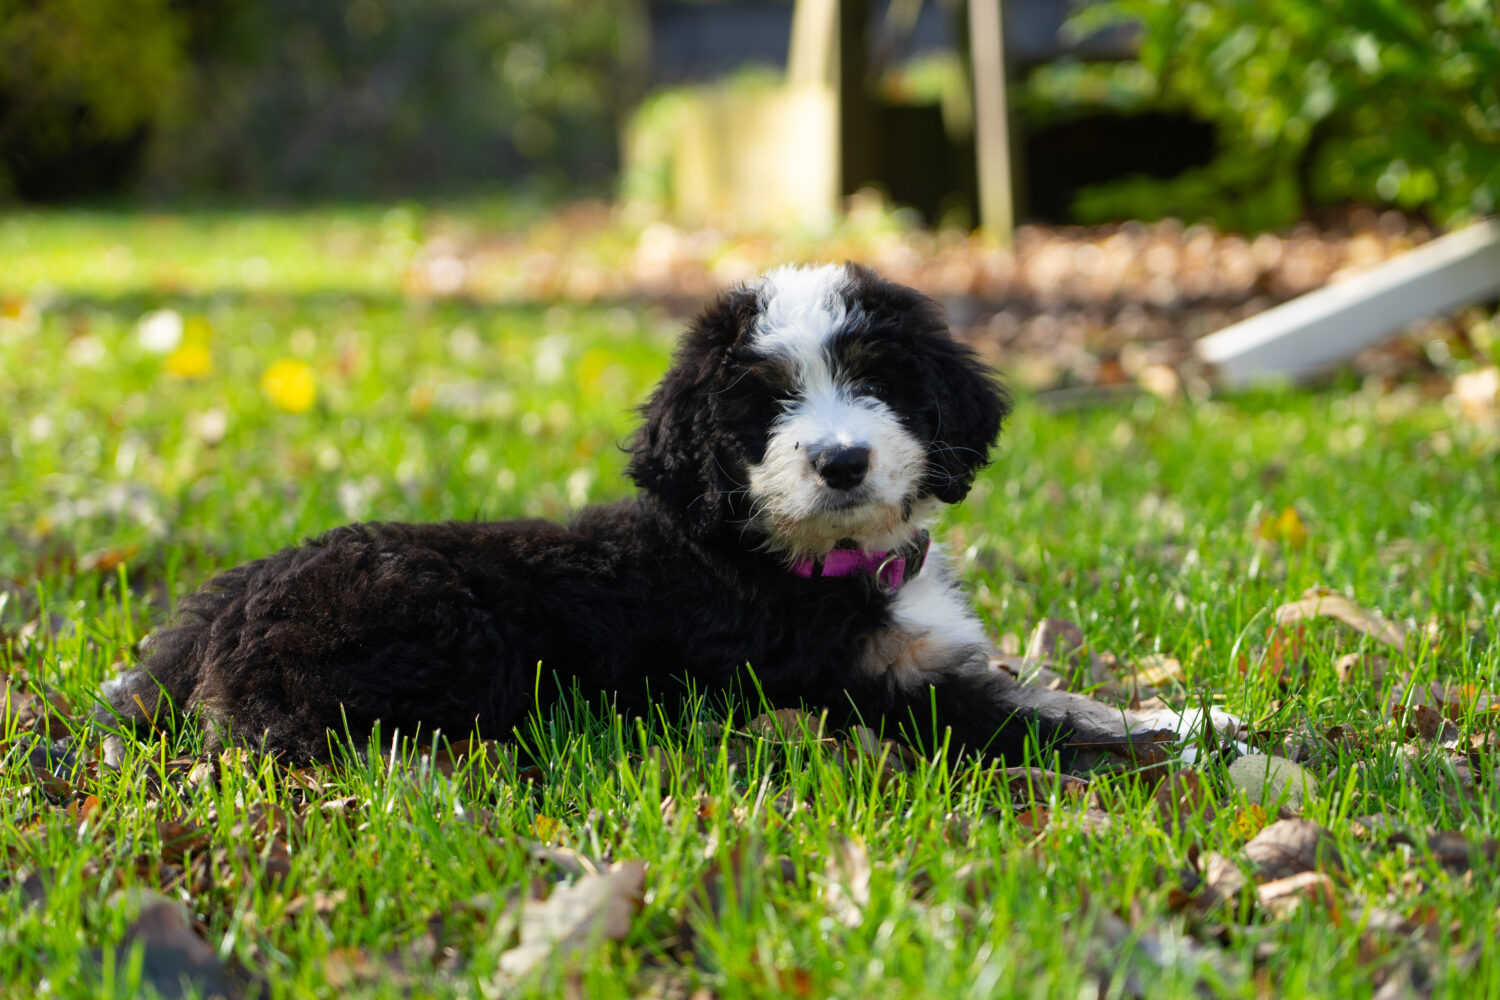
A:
[{"left": 2, "top": 207, "right": 1499, "bottom": 998}]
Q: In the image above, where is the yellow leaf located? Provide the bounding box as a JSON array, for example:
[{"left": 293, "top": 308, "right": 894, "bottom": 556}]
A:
[
  {"left": 1230, "top": 804, "right": 1268, "bottom": 840},
  {"left": 262, "top": 358, "right": 317, "bottom": 413},
  {"left": 532, "top": 815, "right": 562, "bottom": 843},
  {"left": 165, "top": 342, "right": 213, "bottom": 378},
  {"left": 1255, "top": 506, "right": 1308, "bottom": 548}
]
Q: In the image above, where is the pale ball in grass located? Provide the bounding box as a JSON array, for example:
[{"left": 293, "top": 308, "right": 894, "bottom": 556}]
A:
[{"left": 1227, "top": 753, "right": 1318, "bottom": 810}]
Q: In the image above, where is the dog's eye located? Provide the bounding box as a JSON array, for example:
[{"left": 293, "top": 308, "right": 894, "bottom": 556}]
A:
[{"left": 851, "top": 379, "right": 885, "bottom": 399}]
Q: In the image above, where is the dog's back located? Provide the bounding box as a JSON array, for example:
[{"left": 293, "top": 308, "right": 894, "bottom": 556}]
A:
[{"left": 100, "top": 518, "right": 639, "bottom": 760}]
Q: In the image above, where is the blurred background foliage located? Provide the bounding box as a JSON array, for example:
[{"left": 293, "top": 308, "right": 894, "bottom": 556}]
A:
[
  {"left": 1067, "top": 0, "right": 1500, "bottom": 230},
  {"left": 0, "top": 0, "right": 623, "bottom": 202},
  {"left": 1, "top": 0, "right": 1498, "bottom": 232}
]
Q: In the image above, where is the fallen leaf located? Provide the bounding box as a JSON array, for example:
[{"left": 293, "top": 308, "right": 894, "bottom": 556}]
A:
[
  {"left": 1255, "top": 871, "right": 1339, "bottom": 919},
  {"left": 823, "top": 837, "right": 871, "bottom": 928},
  {"left": 283, "top": 889, "right": 348, "bottom": 920},
  {"left": 1334, "top": 651, "right": 1390, "bottom": 685},
  {"left": 526, "top": 841, "right": 602, "bottom": 879},
  {"left": 998, "top": 766, "right": 1091, "bottom": 803},
  {"left": 1014, "top": 807, "right": 1051, "bottom": 833},
  {"left": 681, "top": 842, "right": 798, "bottom": 964},
  {"left": 1418, "top": 831, "right": 1498, "bottom": 875},
  {"left": 1273, "top": 587, "right": 1408, "bottom": 650},
  {"left": 1120, "top": 653, "right": 1184, "bottom": 691},
  {"left": 745, "top": 708, "right": 823, "bottom": 740},
  {"left": 112, "top": 893, "right": 250, "bottom": 999},
  {"left": 1244, "top": 819, "right": 1343, "bottom": 882},
  {"left": 157, "top": 821, "right": 211, "bottom": 866},
  {"left": 1255, "top": 506, "right": 1309, "bottom": 549},
  {"left": 1024, "top": 618, "right": 1086, "bottom": 671},
  {"left": 1242, "top": 624, "right": 1308, "bottom": 686},
  {"left": 1401, "top": 703, "right": 1454, "bottom": 745},
  {"left": 498, "top": 861, "right": 646, "bottom": 979},
  {"left": 1196, "top": 851, "right": 1251, "bottom": 915},
  {"left": 1154, "top": 768, "right": 1214, "bottom": 831}
]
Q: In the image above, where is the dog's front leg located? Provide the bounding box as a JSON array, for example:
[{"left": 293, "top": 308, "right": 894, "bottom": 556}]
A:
[{"left": 853, "top": 637, "right": 1155, "bottom": 765}]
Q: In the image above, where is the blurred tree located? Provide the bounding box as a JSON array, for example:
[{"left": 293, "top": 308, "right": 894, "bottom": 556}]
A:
[
  {"left": 0, "top": 0, "right": 623, "bottom": 201},
  {"left": 146, "top": 0, "right": 623, "bottom": 199},
  {"left": 0, "top": 0, "right": 190, "bottom": 198},
  {"left": 1073, "top": 0, "right": 1500, "bottom": 229}
]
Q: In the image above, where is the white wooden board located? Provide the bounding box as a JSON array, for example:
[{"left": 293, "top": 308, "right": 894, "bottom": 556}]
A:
[{"left": 1196, "top": 219, "right": 1500, "bottom": 385}]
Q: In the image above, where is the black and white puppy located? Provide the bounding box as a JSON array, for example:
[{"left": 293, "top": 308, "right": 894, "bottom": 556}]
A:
[{"left": 102, "top": 263, "right": 1120, "bottom": 765}]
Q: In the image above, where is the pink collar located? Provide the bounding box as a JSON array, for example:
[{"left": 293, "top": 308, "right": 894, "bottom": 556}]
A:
[{"left": 790, "top": 531, "right": 930, "bottom": 593}]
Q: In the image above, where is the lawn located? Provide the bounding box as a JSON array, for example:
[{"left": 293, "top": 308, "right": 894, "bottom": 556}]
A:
[{"left": 2, "top": 205, "right": 1498, "bottom": 999}]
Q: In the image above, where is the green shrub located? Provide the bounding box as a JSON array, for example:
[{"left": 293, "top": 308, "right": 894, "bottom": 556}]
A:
[
  {"left": 1072, "top": 0, "right": 1500, "bottom": 228},
  {"left": 0, "top": 0, "right": 190, "bottom": 198},
  {"left": 146, "top": 0, "right": 624, "bottom": 199}
]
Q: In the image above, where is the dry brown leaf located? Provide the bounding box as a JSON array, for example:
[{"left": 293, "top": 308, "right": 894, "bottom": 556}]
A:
[
  {"left": 1024, "top": 618, "right": 1085, "bottom": 671},
  {"left": 998, "top": 766, "right": 1090, "bottom": 803},
  {"left": 681, "top": 842, "right": 799, "bottom": 963},
  {"left": 1255, "top": 871, "right": 1339, "bottom": 919},
  {"left": 745, "top": 709, "right": 823, "bottom": 740},
  {"left": 283, "top": 889, "right": 348, "bottom": 920},
  {"left": 526, "top": 842, "right": 603, "bottom": 879},
  {"left": 1274, "top": 587, "right": 1408, "bottom": 650},
  {"left": 113, "top": 892, "right": 252, "bottom": 999},
  {"left": 1241, "top": 624, "right": 1309, "bottom": 687},
  {"left": 1197, "top": 851, "right": 1251, "bottom": 915},
  {"left": 1153, "top": 769, "right": 1214, "bottom": 831},
  {"left": 1244, "top": 819, "right": 1344, "bottom": 882},
  {"left": 1402, "top": 703, "right": 1453, "bottom": 744},
  {"left": 157, "top": 821, "right": 211, "bottom": 866},
  {"left": 824, "top": 837, "right": 871, "bottom": 928},
  {"left": 1014, "top": 807, "right": 1050, "bottom": 833},
  {"left": 498, "top": 861, "right": 646, "bottom": 979},
  {"left": 1121, "top": 654, "right": 1184, "bottom": 691},
  {"left": 1419, "top": 831, "right": 1498, "bottom": 875},
  {"left": 1335, "top": 651, "right": 1391, "bottom": 685}
]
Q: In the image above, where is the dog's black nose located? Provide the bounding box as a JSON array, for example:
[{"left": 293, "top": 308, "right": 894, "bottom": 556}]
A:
[{"left": 809, "top": 444, "right": 870, "bottom": 490}]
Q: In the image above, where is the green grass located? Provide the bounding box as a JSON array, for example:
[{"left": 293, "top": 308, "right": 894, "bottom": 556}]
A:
[{"left": 2, "top": 205, "right": 1499, "bottom": 998}]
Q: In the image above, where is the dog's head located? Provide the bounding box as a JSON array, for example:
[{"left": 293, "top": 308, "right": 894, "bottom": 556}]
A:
[{"left": 628, "top": 263, "right": 1010, "bottom": 558}]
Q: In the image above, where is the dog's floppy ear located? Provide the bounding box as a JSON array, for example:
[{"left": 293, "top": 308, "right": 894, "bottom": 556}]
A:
[
  {"left": 919, "top": 335, "right": 1011, "bottom": 503},
  {"left": 844, "top": 262, "right": 1010, "bottom": 505},
  {"left": 628, "top": 286, "right": 759, "bottom": 536}
]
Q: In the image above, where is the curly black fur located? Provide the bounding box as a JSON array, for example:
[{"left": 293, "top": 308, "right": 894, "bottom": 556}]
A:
[{"left": 101, "top": 265, "right": 1090, "bottom": 765}]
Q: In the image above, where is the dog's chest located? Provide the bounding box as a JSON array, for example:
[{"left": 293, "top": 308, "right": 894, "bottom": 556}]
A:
[{"left": 860, "top": 545, "right": 989, "bottom": 686}]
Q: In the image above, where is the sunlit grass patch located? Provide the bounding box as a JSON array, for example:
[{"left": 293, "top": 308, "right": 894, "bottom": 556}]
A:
[{"left": 2, "top": 207, "right": 1499, "bottom": 997}]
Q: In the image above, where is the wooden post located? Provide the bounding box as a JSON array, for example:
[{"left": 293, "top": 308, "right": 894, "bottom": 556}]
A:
[
  {"left": 782, "top": 0, "right": 842, "bottom": 231},
  {"left": 788, "top": 0, "right": 839, "bottom": 88},
  {"left": 968, "top": 0, "right": 1014, "bottom": 245}
]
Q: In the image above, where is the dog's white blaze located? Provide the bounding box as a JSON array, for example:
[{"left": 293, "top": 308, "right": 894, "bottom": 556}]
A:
[
  {"left": 753, "top": 263, "right": 849, "bottom": 374},
  {"left": 746, "top": 264, "right": 929, "bottom": 556},
  {"left": 890, "top": 545, "right": 987, "bottom": 649},
  {"left": 861, "top": 543, "right": 991, "bottom": 686}
]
